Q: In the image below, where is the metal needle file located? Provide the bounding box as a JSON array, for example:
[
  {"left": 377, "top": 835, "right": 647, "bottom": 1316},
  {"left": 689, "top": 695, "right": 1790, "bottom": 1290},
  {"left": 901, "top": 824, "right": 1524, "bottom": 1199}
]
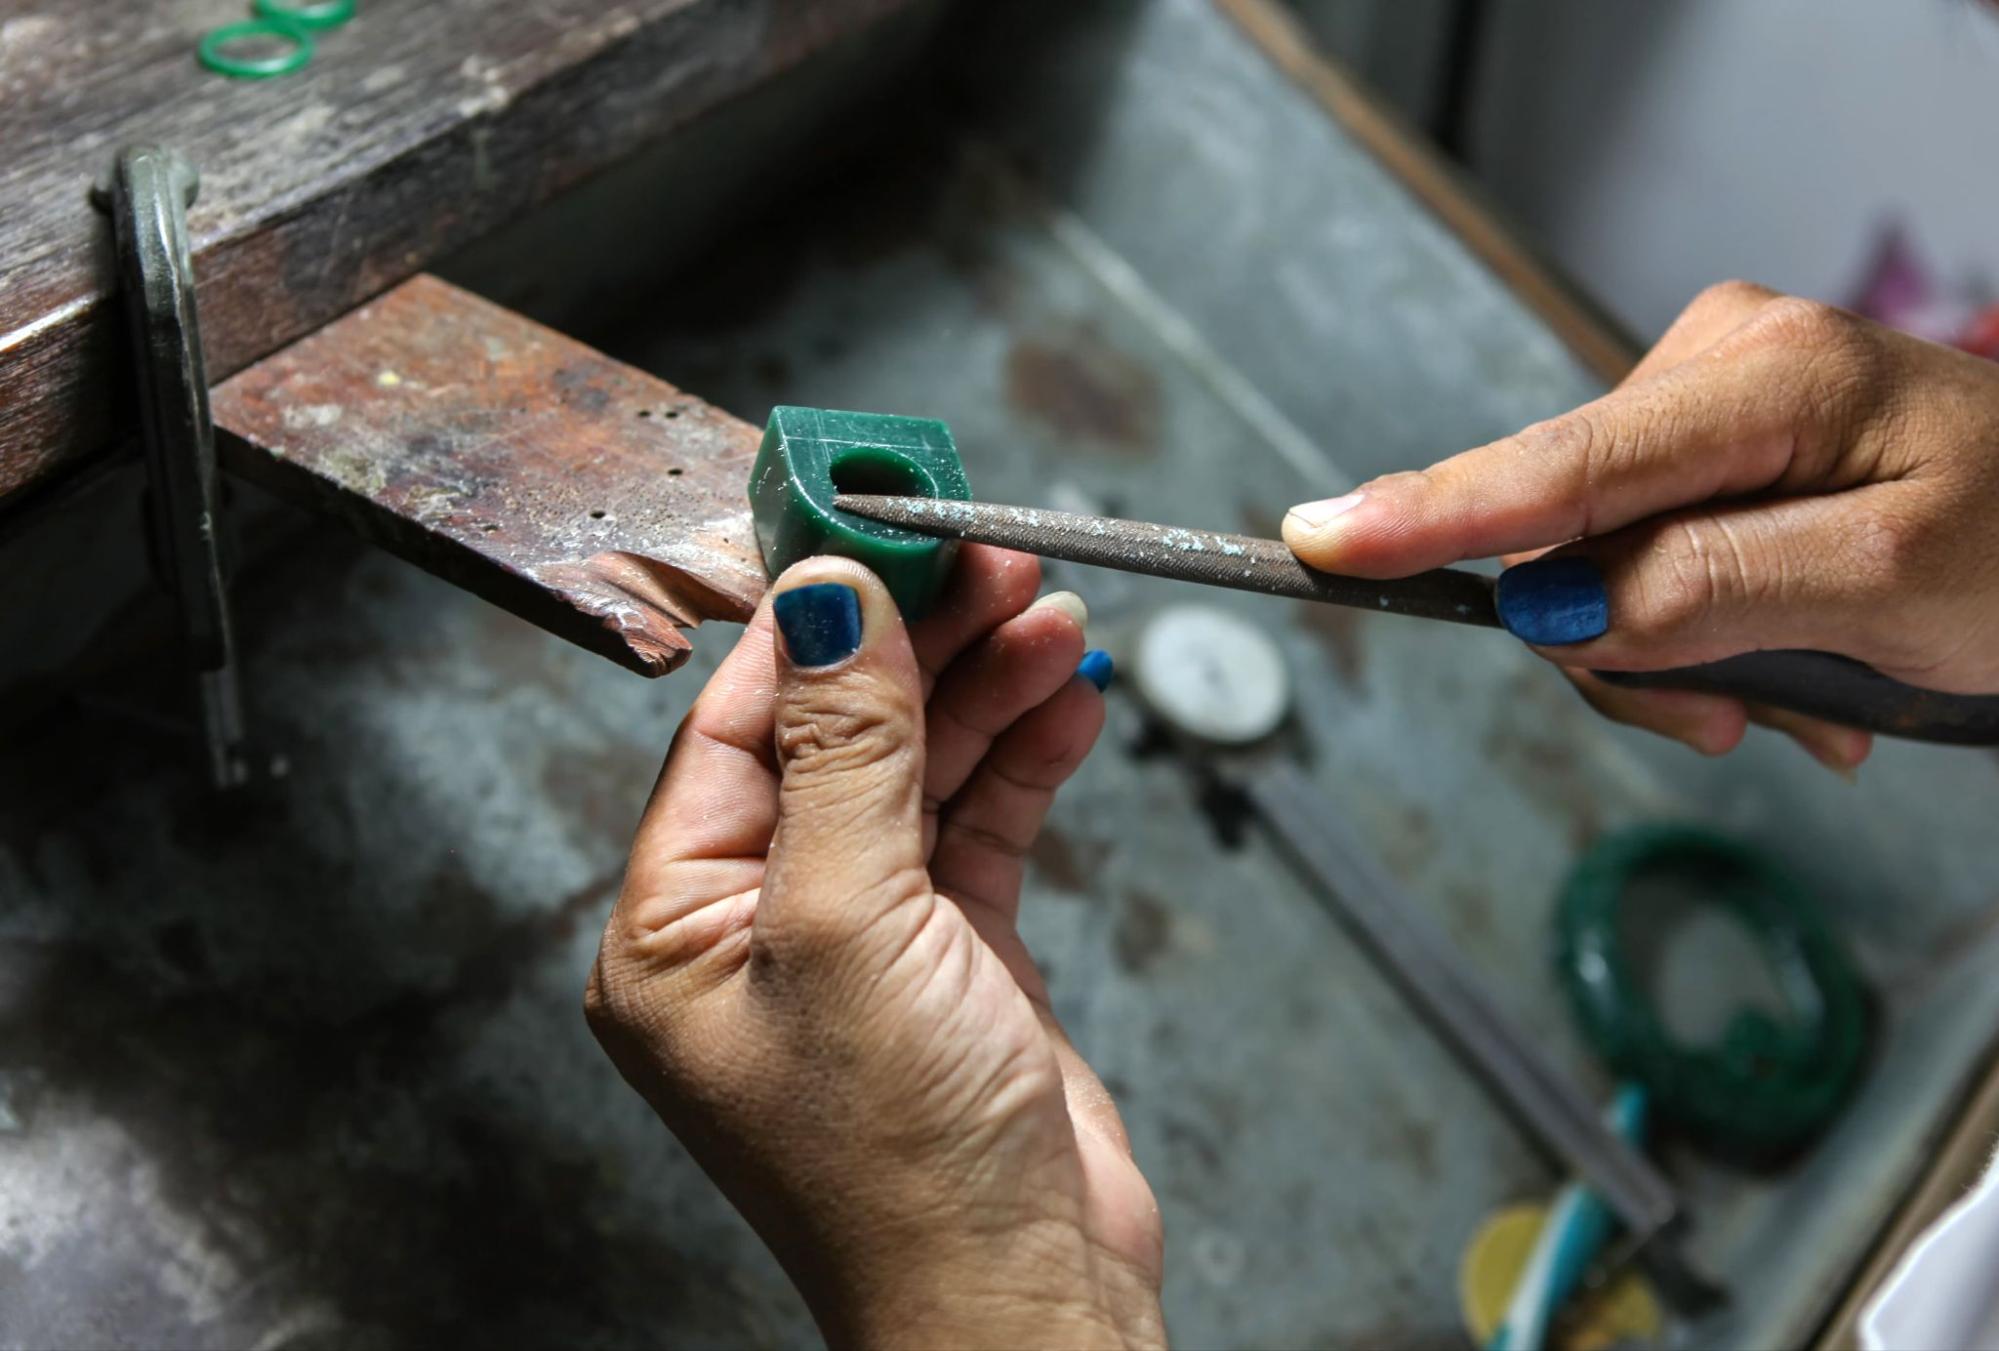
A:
[
  {"left": 833, "top": 493, "right": 1999, "bottom": 745},
  {"left": 837, "top": 493, "right": 1502, "bottom": 626}
]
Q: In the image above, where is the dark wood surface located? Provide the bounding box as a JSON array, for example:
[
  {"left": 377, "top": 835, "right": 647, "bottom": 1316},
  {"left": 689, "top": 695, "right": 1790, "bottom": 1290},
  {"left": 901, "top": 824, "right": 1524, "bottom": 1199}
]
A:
[
  {"left": 0, "top": 0, "right": 919, "bottom": 506},
  {"left": 211, "top": 274, "right": 767, "bottom": 675}
]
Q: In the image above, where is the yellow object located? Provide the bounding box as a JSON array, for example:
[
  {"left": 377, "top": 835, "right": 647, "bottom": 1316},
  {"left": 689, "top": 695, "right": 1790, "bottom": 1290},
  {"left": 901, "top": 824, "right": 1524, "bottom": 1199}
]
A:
[{"left": 1458, "top": 1204, "right": 1664, "bottom": 1350}]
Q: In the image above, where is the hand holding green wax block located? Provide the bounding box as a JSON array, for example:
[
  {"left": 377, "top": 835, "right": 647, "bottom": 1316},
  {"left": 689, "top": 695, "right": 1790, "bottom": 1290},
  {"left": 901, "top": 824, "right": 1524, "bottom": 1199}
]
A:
[{"left": 749, "top": 406, "right": 974, "bottom": 618}]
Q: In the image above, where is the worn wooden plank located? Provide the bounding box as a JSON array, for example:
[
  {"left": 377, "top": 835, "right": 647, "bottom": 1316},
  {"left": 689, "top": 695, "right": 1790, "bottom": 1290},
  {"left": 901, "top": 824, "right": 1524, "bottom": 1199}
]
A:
[
  {"left": 0, "top": 0, "right": 925, "bottom": 505},
  {"left": 211, "top": 275, "right": 766, "bottom": 676}
]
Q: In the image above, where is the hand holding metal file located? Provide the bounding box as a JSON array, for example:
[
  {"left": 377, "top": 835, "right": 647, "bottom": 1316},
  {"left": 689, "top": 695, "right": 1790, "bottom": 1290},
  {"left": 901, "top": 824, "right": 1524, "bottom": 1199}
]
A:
[{"left": 833, "top": 493, "right": 1999, "bottom": 746}]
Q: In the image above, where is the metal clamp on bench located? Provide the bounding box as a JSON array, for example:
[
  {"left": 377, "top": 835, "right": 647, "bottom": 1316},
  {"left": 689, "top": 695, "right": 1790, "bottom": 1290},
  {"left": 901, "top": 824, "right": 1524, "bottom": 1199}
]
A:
[{"left": 99, "top": 146, "right": 252, "bottom": 789}]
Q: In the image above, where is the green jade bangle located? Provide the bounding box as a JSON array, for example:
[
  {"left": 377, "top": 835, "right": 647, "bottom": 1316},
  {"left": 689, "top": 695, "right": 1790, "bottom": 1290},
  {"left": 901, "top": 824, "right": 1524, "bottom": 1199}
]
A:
[
  {"left": 198, "top": 20, "right": 314, "bottom": 78},
  {"left": 253, "top": 0, "right": 358, "bottom": 29},
  {"left": 1554, "top": 825, "right": 1867, "bottom": 1162},
  {"left": 749, "top": 406, "right": 973, "bottom": 619}
]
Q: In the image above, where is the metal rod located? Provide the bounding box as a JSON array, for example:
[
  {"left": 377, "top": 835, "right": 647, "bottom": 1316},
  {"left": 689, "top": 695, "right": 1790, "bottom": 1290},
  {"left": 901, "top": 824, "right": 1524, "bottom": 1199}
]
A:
[
  {"left": 835, "top": 494, "right": 1501, "bottom": 628},
  {"left": 1245, "top": 763, "right": 1680, "bottom": 1240}
]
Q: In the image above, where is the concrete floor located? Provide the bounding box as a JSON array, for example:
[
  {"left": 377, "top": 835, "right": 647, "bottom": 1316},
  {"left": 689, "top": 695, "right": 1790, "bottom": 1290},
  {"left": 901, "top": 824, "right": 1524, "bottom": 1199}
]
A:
[
  {"left": 0, "top": 527, "right": 822, "bottom": 1347},
  {"left": 8, "top": 3, "right": 1999, "bottom": 1345}
]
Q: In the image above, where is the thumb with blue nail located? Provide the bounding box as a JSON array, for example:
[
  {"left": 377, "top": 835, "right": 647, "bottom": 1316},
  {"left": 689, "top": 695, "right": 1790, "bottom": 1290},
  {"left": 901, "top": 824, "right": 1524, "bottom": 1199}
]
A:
[
  {"left": 587, "top": 546, "right": 1164, "bottom": 1351},
  {"left": 1283, "top": 281, "right": 1999, "bottom": 774}
]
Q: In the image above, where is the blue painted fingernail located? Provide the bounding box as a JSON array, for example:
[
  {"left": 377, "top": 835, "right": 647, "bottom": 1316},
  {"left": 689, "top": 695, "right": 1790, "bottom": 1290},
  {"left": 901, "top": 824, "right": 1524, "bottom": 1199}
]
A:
[
  {"left": 1496, "top": 557, "right": 1609, "bottom": 646},
  {"left": 773, "top": 583, "right": 863, "bottom": 667},
  {"left": 1077, "top": 649, "right": 1115, "bottom": 692}
]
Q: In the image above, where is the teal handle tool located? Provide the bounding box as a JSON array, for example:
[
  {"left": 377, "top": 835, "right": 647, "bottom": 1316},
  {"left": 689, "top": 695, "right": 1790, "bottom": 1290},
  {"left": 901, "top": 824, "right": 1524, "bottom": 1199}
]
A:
[{"left": 1489, "top": 1084, "right": 1650, "bottom": 1351}]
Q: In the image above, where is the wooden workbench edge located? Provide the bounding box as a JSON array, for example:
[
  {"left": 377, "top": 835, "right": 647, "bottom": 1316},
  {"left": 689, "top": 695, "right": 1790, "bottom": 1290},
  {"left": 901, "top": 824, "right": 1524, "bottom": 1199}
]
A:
[
  {"left": 0, "top": 0, "right": 928, "bottom": 511},
  {"left": 1213, "top": 0, "right": 1640, "bottom": 389}
]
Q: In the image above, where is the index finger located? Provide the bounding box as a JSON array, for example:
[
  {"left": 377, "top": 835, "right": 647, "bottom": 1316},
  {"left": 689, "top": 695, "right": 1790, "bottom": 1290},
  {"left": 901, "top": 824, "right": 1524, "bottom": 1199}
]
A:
[
  {"left": 1281, "top": 338, "right": 1825, "bottom": 578},
  {"left": 907, "top": 543, "right": 1044, "bottom": 695}
]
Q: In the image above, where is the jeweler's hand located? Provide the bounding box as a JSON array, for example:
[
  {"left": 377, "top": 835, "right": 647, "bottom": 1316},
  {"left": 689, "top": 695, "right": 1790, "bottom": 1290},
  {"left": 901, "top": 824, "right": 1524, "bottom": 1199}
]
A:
[
  {"left": 1284, "top": 282, "right": 1999, "bottom": 771},
  {"left": 587, "top": 547, "right": 1163, "bottom": 1351}
]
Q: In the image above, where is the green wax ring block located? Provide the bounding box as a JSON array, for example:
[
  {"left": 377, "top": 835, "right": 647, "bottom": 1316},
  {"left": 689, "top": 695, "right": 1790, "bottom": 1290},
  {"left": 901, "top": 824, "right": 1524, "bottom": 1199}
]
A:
[{"left": 749, "top": 406, "right": 973, "bottom": 618}]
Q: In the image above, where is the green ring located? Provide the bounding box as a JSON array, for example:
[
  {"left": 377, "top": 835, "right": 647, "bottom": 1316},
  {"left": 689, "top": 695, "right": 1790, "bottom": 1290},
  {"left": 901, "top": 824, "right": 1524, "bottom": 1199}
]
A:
[
  {"left": 198, "top": 20, "right": 313, "bottom": 78},
  {"left": 253, "top": 0, "right": 358, "bottom": 30},
  {"left": 1554, "top": 825, "right": 1867, "bottom": 1161}
]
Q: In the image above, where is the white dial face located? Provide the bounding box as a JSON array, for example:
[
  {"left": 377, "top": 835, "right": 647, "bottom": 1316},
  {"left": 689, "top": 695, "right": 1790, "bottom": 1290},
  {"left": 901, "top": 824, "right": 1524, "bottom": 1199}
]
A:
[{"left": 1132, "top": 605, "right": 1292, "bottom": 746}]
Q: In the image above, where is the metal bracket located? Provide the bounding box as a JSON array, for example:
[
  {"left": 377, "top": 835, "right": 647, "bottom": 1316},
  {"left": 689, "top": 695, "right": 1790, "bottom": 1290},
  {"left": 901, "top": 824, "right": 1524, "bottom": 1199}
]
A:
[{"left": 101, "top": 146, "right": 252, "bottom": 789}]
